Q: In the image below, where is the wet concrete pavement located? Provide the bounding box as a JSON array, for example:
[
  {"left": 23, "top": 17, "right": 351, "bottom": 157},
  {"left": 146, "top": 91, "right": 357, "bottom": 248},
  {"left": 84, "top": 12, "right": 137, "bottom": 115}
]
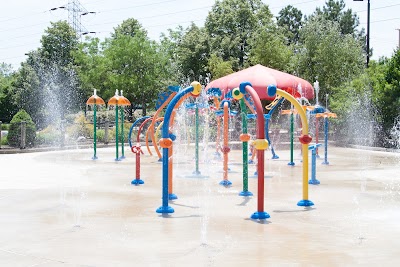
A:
[{"left": 0, "top": 146, "right": 399, "bottom": 266}]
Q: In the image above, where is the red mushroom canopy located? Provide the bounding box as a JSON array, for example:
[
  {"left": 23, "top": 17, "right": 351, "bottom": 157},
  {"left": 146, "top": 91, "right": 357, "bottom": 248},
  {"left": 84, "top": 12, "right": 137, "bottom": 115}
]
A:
[{"left": 206, "top": 64, "right": 314, "bottom": 100}]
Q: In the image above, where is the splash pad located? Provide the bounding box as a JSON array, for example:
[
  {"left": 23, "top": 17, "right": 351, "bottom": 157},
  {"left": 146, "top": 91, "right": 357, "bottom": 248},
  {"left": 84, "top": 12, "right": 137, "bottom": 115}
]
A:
[{"left": 1, "top": 145, "right": 400, "bottom": 266}]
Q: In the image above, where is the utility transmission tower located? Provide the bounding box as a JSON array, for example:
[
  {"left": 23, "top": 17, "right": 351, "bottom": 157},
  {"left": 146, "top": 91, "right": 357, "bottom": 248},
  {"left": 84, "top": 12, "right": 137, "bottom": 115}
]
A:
[
  {"left": 67, "top": 0, "right": 88, "bottom": 35},
  {"left": 396, "top": 29, "right": 400, "bottom": 49},
  {"left": 51, "top": 0, "right": 96, "bottom": 36}
]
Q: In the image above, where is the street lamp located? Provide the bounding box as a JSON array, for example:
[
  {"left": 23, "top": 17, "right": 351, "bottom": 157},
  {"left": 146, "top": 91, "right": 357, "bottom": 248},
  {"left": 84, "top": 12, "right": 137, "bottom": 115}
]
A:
[{"left": 354, "top": 0, "right": 370, "bottom": 68}]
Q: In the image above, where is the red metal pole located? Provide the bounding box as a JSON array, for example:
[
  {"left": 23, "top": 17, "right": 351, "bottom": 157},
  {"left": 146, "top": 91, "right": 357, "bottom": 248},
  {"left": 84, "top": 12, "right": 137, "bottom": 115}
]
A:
[
  {"left": 245, "top": 85, "right": 265, "bottom": 213},
  {"left": 136, "top": 152, "right": 140, "bottom": 179}
]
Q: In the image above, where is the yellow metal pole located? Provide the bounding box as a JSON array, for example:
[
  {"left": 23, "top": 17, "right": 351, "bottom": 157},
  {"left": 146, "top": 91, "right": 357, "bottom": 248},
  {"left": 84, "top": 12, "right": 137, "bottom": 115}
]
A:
[{"left": 276, "top": 89, "right": 310, "bottom": 201}]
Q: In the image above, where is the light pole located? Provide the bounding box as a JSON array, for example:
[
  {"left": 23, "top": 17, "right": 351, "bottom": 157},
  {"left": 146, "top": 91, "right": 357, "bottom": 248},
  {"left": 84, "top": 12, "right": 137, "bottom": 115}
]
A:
[{"left": 354, "top": 0, "right": 370, "bottom": 68}]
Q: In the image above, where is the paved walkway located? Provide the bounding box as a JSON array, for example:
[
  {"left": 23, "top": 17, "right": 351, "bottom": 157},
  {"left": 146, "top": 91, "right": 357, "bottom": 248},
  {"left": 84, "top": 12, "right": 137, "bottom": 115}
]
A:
[{"left": 1, "top": 146, "right": 399, "bottom": 266}]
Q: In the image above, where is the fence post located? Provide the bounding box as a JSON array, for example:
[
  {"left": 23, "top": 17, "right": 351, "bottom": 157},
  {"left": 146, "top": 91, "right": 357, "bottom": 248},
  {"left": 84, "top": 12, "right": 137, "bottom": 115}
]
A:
[
  {"left": 60, "top": 120, "right": 65, "bottom": 148},
  {"left": 104, "top": 120, "right": 109, "bottom": 145},
  {"left": 20, "top": 121, "right": 26, "bottom": 149},
  {"left": 0, "top": 121, "right": 2, "bottom": 149}
]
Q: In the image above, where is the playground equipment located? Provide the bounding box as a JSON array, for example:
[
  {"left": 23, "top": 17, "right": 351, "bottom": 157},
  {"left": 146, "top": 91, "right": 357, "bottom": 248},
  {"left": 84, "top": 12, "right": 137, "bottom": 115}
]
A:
[
  {"left": 128, "top": 116, "right": 151, "bottom": 185},
  {"left": 157, "top": 81, "right": 202, "bottom": 214},
  {"left": 232, "top": 82, "right": 270, "bottom": 219},
  {"left": 281, "top": 108, "right": 298, "bottom": 166},
  {"left": 118, "top": 91, "right": 130, "bottom": 160},
  {"left": 308, "top": 143, "right": 322, "bottom": 185},
  {"left": 316, "top": 112, "right": 337, "bottom": 165},
  {"left": 266, "top": 85, "right": 314, "bottom": 208},
  {"left": 237, "top": 95, "right": 252, "bottom": 196},
  {"left": 146, "top": 87, "right": 179, "bottom": 161},
  {"left": 206, "top": 87, "right": 223, "bottom": 158},
  {"left": 86, "top": 89, "right": 105, "bottom": 160},
  {"left": 264, "top": 96, "right": 285, "bottom": 159},
  {"left": 184, "top": 101, "right": 210, "bottom": 178},
  {"left": 219, "top": 99, "right": 232, "bottom": 186},
  {"left": 108, "top": 90, "right": 131, "bottom": 161}
]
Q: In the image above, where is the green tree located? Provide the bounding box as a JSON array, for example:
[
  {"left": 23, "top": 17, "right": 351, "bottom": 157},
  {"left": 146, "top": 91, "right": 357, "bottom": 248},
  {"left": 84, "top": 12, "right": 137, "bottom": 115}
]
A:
[
  {"left": 73, "top": 37, "right": 111, "bottom": 100},
  {"left": 277, "top": 5, "right": 303, "bottom": 45},
  {"left": 13, "top": 21, "right": 83, "bottom": 128},
  {"left": 7, "top": 109, "right": 36, "bottom": 147},
  {"left": 159, "top": 26, "right": 185, "bottom": 85},
  {"left": 0, "top": 63, "right": 18, "bottom": 122},
  {"left": 249, "top": 25, "right": 294, "bottom": 72},
  {"left": 39, "top": 21, "right": 79, "bottom": 67},
  {"left": 312, "top": 0, "right": 359, "bottom": 36},
  {"left": 381, "top": 49, "right": 400, "bottom": 136},
  {"left": 177, "top": 23, "right": 209, "bottom": 83},
  {"left": 12, "top": 59, "right": 44, "bottom": 127},
  {"left": 330, "top": 59, "right": 391, "bottom": 146},
  {"left": 207, "top": 53, "right": 234, "bottom": 79},
  {"left": 295, "top": 15, "right": 365, "bottom": 104},
  {"left": 205, "top": 0, "right": 273, "bottom": 69},
  {"left": 104, "top": 19, "right": 169, "bottom": 115},
  {"left": 111, "top": 18, "right": 146, "bottom": 38}
]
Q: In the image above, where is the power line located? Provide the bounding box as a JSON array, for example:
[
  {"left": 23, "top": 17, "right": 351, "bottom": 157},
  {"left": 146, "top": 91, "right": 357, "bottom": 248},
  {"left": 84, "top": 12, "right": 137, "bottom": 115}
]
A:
[
  {"left": 0, "top": 10, "right": 47, "bottom": 24},
  {"left": 86, "top": 5, "right": 212, "bottom": 28},
  {"left": 354, "top": 3, "right": 400, "bottom": 13},
  {"left": 360, "top": 17, "right": 400, "bottom": 24},
  {"left": 96, "top": 0, "right": 179, "bottom": 13},
  {"left": 269, "top": 0, "right": 320, "bottom": 11}
]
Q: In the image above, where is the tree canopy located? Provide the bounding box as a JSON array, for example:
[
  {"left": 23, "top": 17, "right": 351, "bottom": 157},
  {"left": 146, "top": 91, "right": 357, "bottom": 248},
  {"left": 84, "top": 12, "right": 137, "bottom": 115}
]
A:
[{"left": 1, "top": 0, "right": 399, "bottom": 148}]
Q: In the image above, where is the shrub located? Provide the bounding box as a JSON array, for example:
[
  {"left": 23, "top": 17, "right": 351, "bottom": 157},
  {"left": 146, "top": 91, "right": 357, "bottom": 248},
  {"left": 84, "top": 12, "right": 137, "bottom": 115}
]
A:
[
  {"left": 35, "top": 125, "right": 60, "bottom": 146},
  {"left": 1, "top": 136, "right": 8, "bottom": 146},
  {"left": 7, "top": 109, "right": 36, "bottom": 147},
  {"left": 1, "top": 123, "right": 10, "bottom": 130},
  {"left": 66, "top": 113, "right": 92, "bottom": 139}
]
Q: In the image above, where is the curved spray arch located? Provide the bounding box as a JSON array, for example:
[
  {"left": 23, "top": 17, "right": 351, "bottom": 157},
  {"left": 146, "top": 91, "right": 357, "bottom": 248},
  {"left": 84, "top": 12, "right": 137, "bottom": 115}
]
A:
[
  {"left": 128, "top": 116, "right": 151, "bottom": 148},
  {"left": 146, "top": 92, "right": 177, "bottom": 159},
  {"left": 145, "top": 117, "right": 164, "bottom": 155},
  {"left": 156, "top": 82, "right": 202, "bottom": 214},
  {"left": 269, "top": 87, "right": 314, "bottom": 207}
]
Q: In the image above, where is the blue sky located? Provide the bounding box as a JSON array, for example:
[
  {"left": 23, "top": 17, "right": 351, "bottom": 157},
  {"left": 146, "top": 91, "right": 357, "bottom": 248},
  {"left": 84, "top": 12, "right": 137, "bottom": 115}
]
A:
[{"left": 1, "top": 0, "right": 399, "bottom": 70}]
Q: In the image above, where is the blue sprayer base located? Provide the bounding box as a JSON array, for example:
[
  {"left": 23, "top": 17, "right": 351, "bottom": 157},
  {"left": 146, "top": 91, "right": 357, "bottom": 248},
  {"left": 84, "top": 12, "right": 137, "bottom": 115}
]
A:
[
  {"left": 219, "top": 180, "right": 232, "bottom": 186},
  {"left": 114, "top": 158, "right": 122, "bottom": 162},
  {"left": 271, "top": 154, "right": 279, "bottom": 159},
  {"left": 156, "top": 206, "right": 174, "bottom": 214},
  {"left": 308, "top": 179, "right": 320, "bottom": 185},
  {"left": 239, "top": 191, "right": 253, "bottom": 197},
  {"left": 157, "top": 158, "right": 163, "bottom": 162},
  {"left": 92, "top": 156, "right": 98, "bottom": 160},
  {"left": 322, "top": 161, "right": 329, "bottom": 165},
  {"left": 248, "top": 159, "right": 255, "bottom": 164},
  {"left": 287, "top": 162, "right": 295, "bottom": 166},
  {"left": 251, "top": 211, "right": 270, "bottom": 220},
  {"left": 192, "top": 170, "right": 201, "bottom": 175},
  {"left": 131, "top": 179, "right": 144, "bottom": 185},
  {"left": 119, "top": 156, "right": 126, "bottom": 160},
  {"left": 297, "top": 199, "right": 314, "bottom": 206},
  {"left": 168, "top": 193, "right": 178, "bottom": 200}
]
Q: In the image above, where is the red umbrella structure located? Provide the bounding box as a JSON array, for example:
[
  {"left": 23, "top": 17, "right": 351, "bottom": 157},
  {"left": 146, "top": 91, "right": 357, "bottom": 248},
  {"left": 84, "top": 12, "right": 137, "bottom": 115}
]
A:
[{"left": 205, "top": 64, "right": 314, "bottom": 100}]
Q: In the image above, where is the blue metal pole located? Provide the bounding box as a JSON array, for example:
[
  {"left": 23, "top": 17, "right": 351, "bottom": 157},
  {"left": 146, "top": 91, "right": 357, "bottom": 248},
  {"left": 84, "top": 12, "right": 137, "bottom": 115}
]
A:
[
  {"left": 308, "top": 144, "right": 321, "bottom": 184},
  {"left": 265, "top": 97, "right": 284, "bottom": 159},
  {"left": 322, "top": 117, "right": 329, "bottom": 165},
  {"left": 157, "top": 85, "right": 197, "bottom": 214},
  {"left": 288, "top": 112, "right": 295, "bottom": 166}
]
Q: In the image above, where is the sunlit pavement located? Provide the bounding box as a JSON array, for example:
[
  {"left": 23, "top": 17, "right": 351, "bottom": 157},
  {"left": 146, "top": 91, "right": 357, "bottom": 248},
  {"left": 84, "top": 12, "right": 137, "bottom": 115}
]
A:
[{"left": 0, "top": 146, "right": 399, "bottom": 266}]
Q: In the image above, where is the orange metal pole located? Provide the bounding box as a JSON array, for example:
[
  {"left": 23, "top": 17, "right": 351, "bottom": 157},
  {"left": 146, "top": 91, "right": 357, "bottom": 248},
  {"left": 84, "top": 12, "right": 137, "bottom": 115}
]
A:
[
  {"left": 223, "top": 102, "right": 229, "bottom": 181},
  {"left": 148, "top": 93, "right": 176, "bottom": 159},
  {"left": 145, "top": 117, "right": 163, "bottom": 155},
  {"left": 168, "top": 95, "right": 191, "bottom": 196},
  {"left": 214, "top": 97, "right": 221, "bottom": 154}
]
